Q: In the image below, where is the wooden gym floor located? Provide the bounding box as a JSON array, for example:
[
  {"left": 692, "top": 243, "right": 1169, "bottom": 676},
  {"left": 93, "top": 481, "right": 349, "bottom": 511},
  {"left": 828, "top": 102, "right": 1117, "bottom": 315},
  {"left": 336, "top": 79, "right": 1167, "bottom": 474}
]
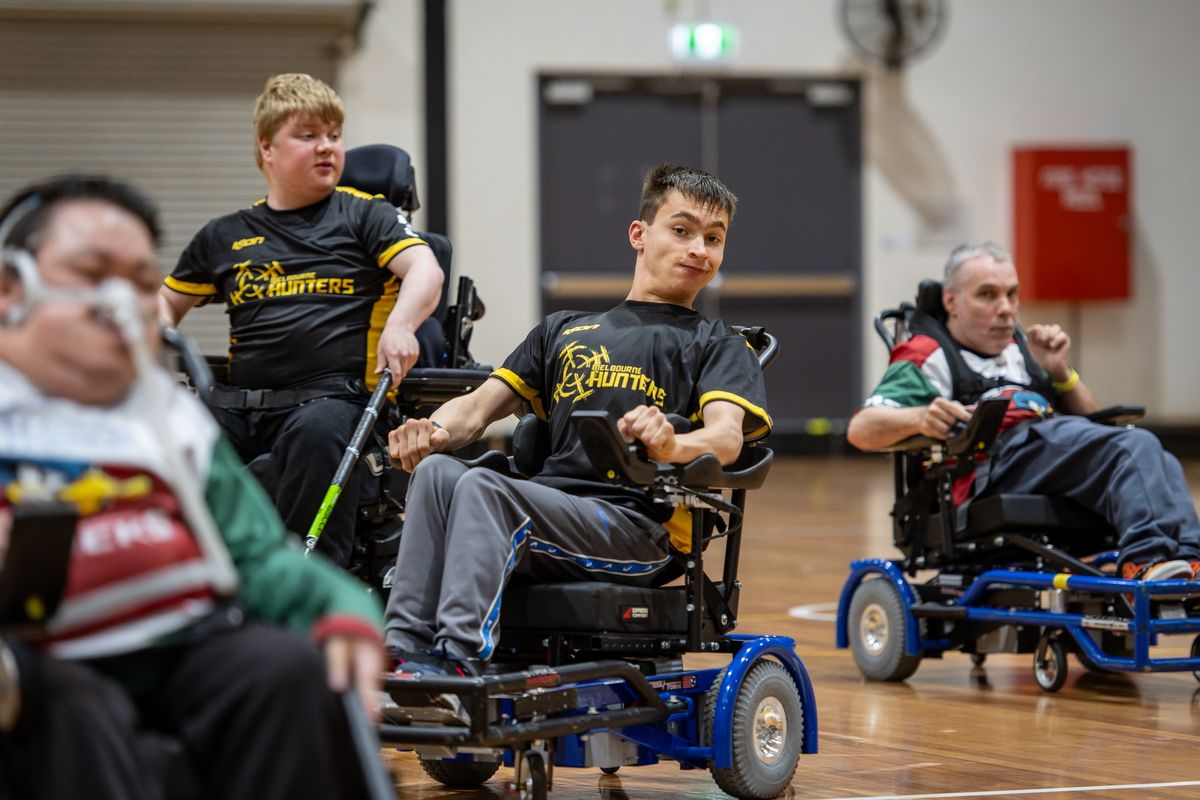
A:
[{"left": 382, "top": 456, "right": 1200, "bottom": 800}]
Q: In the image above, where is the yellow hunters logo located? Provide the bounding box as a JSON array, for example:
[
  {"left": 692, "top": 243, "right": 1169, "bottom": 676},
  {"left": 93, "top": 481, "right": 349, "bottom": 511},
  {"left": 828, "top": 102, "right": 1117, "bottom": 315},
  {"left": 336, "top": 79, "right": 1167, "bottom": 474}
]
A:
[
  {"left": 553, "top": 341, "right": 667, "bottom": 406},
  {"left": 228, "top": 260, "right": 355, "bottom": 306},
  {"left": 231, "top": 236, "right": 265, "bottom": 251}
]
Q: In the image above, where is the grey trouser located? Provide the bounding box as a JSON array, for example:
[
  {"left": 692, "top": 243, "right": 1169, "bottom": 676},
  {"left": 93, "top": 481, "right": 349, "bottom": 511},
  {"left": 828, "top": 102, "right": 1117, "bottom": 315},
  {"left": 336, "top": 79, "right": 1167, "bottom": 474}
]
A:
[
  {"left": 988, "top": 415, "right": 1200, "bottom": 567},
  {"left": 384, "top": 454, "right": 672, "bottom": 660}
]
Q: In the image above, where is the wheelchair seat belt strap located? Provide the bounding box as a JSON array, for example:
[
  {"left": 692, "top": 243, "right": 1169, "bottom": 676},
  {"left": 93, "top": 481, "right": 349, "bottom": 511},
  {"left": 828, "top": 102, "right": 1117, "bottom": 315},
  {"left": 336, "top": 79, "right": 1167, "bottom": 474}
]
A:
[{"left": 208, "top": 377, "right": 366, "bottom": 410}]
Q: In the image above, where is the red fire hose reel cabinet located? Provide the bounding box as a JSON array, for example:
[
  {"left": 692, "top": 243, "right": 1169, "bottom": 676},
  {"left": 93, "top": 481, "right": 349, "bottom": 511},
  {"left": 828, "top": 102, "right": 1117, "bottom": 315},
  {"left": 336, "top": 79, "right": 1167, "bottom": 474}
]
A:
[{"left": 1012, "top": 147, "right": 1131, "bottom": 301}]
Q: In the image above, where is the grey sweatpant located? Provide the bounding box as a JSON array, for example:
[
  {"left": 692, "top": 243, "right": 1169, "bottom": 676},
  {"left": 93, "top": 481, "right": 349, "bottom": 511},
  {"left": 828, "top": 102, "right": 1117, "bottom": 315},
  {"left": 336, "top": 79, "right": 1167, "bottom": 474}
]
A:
[
  {"left": 383, "top": 454, "right": 672, "bottom": 660},
  {"left": 988, "top": 415, "right": 1200, "bottom": 568}
]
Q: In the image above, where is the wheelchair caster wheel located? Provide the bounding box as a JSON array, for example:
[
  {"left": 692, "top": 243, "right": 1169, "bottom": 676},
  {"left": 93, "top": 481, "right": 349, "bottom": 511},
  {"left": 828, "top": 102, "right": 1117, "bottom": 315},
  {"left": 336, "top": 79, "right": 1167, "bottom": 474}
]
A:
[
  {"left": 704, "top": 660, "right": 803, "bottom": 800},
  {"left": 970, "top": 653, "right": 986, "bottom": 667},
  {"left": 1033, "top": 632, "right": 1068, "bottom": 693},
  {"left": 600, "top": 766, "right": 620, "bottom": 775},
  {"left": 848, "top": 578, "right": 921, "bottom": 681},
  {"left": 510, "top": 751, "right": 548, "bottom": 800},
  {"left": 419, "top": 757, "right": 501, "bottom": 787}
]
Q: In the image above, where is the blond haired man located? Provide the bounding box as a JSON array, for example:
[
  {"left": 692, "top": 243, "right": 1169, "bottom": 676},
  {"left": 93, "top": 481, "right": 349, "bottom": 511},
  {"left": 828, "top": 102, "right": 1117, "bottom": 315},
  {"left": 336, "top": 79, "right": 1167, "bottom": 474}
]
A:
[{"left": 159, "top": 74, "right": 444, "bottom": 566}]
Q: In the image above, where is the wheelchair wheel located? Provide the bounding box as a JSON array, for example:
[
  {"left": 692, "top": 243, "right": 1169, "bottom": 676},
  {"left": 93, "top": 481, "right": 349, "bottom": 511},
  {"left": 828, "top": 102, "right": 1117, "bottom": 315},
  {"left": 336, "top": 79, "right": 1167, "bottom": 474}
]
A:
[
  {"left": 419, "top": 757, "right": 501, "bottom": 787},
  {"left": 1191, "top": 635, "right": 1200, "bottom": 684},
  {"left": 600, "top": 766, "right": 621, "bottom": 775},
  {"left": 511, "top": 751, "right": 548, "bottom": 800},
  {"left": 1033, "top": 631, "right": 1068, "bottom": 693},
  {"left": 704, "top": 660, "right": 803, "bottom": 800},
  {"left": 848, "top": 578, "right": 921, "bottom": 682}
]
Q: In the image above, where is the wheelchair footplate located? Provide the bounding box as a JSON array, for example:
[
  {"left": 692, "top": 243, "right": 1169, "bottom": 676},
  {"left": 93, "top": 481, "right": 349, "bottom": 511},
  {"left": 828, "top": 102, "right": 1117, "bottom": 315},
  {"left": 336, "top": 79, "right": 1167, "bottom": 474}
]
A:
[
  {"left": 380, "top": 636, "right": 817, "bottom": 800},
  {"left": 838, "top": 557, "right": 1200, "bottom": 693}
]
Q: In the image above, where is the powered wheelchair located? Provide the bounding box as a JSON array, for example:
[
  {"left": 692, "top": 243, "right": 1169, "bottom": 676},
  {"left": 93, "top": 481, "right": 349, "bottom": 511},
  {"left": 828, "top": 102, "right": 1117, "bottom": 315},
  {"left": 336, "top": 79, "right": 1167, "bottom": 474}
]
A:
[
  {"left": 182, "top": 144, "right": 492, "bottom": 593},
  {"left": 379, "top": 327, "right": 818, "bottom": 800},
  {"left": 836, "top": 280, "right": 1200, "bottom": 692}
]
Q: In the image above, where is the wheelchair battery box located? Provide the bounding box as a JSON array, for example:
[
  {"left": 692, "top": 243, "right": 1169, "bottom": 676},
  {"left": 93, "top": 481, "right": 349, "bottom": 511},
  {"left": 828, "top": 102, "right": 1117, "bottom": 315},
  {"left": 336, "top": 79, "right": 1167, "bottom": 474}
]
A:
[{"left": 501, "top": 582, "right": 687, "bottom": 633}]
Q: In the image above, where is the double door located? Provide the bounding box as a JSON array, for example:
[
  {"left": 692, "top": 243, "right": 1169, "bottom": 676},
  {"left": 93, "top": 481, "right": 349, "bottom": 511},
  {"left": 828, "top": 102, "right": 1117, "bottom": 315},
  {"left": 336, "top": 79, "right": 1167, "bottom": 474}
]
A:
[{"left": 539, "top": 75, "right": 863, "bottom": 433}]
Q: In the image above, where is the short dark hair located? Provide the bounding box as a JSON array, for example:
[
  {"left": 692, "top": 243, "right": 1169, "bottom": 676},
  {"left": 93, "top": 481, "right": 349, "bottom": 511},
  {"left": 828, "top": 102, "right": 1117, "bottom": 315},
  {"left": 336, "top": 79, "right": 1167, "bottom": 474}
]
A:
[
  {"left": 637, "top": 163, "right": 737, "bottom": 224},
  {"left": 0, "top": 174, "right": 162, "bottom": 253}
]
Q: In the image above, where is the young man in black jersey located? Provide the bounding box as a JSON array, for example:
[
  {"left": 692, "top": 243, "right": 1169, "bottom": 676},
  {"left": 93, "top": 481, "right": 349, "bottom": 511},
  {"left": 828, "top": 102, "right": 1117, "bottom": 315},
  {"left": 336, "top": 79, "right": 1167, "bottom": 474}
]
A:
[
  {"left": 381, "top": 165, "right": 770, "bottom": 704},
  {"left": 157, "top": 73, "right": 444, "bottom": 566}
]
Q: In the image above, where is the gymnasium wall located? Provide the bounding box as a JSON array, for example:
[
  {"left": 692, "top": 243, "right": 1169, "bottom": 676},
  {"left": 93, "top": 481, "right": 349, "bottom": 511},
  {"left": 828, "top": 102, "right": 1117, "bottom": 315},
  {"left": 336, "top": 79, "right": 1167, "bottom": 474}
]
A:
[{"left": 344, "top": 0, "right": 1200, "bottom": 423}]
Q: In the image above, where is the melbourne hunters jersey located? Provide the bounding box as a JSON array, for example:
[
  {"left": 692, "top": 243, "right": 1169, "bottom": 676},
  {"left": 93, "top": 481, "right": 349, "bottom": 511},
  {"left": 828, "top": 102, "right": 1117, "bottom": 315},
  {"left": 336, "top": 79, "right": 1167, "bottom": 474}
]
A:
[
  {"left": 492, "top": 300, "right": 771, "bottom": 524},
  {"left": 165, "top": 187, "right": 427, "bottom": 391}
]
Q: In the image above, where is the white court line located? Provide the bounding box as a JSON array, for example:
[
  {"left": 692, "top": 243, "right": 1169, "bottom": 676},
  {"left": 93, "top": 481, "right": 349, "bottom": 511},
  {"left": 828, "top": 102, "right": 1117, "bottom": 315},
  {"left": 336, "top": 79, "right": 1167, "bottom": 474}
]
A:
[
  {"left": 787, "top": 601, "right": 839, "bottom": 622},
  {"left": 815, "top": 779, "right": 1200, "bottom": 800}
]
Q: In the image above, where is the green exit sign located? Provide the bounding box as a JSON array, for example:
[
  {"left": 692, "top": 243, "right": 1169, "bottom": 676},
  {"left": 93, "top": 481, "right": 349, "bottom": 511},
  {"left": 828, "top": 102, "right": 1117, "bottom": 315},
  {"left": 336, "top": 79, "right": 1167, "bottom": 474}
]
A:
[{"left": 669, "top": 23, "right": 739, "bottom": 61}]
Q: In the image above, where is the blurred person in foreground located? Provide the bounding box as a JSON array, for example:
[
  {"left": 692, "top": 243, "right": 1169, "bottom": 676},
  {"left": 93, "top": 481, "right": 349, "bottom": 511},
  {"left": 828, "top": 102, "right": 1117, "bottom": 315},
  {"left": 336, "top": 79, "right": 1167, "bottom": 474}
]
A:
[{"left": 0, "top": 174, "right": 382, "bottom": 800}]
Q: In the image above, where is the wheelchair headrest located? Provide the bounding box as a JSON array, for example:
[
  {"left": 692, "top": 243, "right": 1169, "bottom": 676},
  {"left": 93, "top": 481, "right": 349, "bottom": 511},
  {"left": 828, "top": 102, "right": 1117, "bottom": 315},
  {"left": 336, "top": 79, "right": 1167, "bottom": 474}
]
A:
[
  {"left": 915, "top": 279, "right": 947, "bottom": 324},
  {"left": 342, "top": 144, "right": 420, "bottom": 214}
]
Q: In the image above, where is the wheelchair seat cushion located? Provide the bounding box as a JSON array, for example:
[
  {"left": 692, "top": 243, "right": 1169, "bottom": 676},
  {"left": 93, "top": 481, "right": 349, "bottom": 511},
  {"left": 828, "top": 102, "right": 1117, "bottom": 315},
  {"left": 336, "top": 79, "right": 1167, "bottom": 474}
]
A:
[
  {"left": 962, "top": 493, "right": 1110, "bottom": 539},
  {"left": 501, "top": 582, "right": 688, "bottom": 633}
]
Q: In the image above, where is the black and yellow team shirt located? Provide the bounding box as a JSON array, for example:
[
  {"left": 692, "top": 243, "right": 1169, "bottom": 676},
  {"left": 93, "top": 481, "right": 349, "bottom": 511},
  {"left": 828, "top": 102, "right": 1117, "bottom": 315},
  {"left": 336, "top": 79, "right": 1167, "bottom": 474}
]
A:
[
  {"left": 492, "top": 300, "right": 772, "bottom": 531},
  {"left": 165, "top": 187, "right": 428, "bottom": 391}
]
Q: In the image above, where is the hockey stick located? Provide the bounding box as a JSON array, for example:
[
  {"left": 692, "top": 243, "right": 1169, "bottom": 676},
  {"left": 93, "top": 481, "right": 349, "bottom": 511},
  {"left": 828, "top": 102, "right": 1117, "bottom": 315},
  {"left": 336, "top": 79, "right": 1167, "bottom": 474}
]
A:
[{"left": 304, "top": 368, "right": 394, "bottom": 557}]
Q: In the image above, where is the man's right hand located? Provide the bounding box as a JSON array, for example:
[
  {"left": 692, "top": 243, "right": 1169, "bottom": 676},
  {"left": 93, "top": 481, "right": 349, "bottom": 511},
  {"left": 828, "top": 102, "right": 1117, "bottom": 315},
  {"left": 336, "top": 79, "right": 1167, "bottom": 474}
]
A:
[
  {"left": 917, "top": 397, "right": 973, "bottom": 439},
  {"left": 387, "top": 418, "right": 451, "bottom": 473}
]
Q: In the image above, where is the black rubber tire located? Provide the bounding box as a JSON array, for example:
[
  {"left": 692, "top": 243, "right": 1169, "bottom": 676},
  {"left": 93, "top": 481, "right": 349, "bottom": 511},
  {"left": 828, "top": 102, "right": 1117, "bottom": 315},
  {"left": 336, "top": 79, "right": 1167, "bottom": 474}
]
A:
[
  {"left": 848, "top": 578, "right": 921, "bottom": 682},
  {"left": 970, "top": 653, "right": 987, "bottom": 667},
  {"left": 523, "top": 752, "right": 548, "bottom": 800},
  {"left": 1033, "top": 632, "right": 1069, "bottom": 693},
  {"left": 600, "top": 766, "right": 620, "bottom": 775},
  {"left": 418, "top": 757, "right": 501, "bottom": 787},
  {"left": 1191, "top": 635, "right": 1200, "bottom": 684},
  {"left": 704, "top": 661, "right": 803, "bottom": 800}
]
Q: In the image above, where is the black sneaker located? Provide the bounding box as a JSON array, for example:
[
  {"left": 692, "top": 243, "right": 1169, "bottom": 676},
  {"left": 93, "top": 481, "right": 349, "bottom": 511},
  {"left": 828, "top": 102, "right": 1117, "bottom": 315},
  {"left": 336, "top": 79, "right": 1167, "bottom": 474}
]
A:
[{"left": 386, "top": 653, "right": 476, "bottom": 726}]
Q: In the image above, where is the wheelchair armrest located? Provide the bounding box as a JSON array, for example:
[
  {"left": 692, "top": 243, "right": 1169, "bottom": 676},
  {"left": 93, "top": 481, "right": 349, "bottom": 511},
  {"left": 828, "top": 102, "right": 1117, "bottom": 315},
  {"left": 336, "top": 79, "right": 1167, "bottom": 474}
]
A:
[
  {"left": 1085, "top": 404, "right": 1145, "bottom": 426},
  {"left": 865, "top": 397, "right": 1009, "bottom": 456},
  {"left": 673, "top": 446, "right": 774, "bottom": 490},
  {"left": 396, "top": 367, "right": 492, "bottom": 407}
]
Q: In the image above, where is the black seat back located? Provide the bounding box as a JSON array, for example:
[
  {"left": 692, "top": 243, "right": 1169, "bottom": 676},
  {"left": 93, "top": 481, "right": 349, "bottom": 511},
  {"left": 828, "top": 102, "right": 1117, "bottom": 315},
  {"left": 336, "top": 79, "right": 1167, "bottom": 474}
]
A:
[
  {"left": 342, "top": 144, "right": 454, "bottom": 321},
  {"left": 915, "top": 278, "right": 947, "bottom": 323}
]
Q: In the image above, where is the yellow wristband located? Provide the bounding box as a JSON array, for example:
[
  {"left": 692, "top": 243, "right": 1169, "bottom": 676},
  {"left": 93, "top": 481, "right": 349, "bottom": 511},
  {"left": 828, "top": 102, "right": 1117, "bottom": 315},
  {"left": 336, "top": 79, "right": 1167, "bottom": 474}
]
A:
[{"left": 1052, "top": 367, "right": 1080, "bottom": 393}]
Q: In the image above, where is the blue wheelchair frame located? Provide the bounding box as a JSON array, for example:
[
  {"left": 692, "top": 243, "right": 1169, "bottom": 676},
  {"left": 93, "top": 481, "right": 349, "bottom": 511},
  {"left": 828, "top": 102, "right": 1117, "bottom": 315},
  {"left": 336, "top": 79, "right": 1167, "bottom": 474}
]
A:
[
  {"left": 836, "top": 282, "right": 1200, "bottom": 691},
  {"left": 838, "top": 558, "right": 1200, "bottom": 675},
  {"left": 381, "top": 637, "right": 817, "bottom": 769},
  {"left": 380, "top": 330, "right": 818, "bottom": 799}
]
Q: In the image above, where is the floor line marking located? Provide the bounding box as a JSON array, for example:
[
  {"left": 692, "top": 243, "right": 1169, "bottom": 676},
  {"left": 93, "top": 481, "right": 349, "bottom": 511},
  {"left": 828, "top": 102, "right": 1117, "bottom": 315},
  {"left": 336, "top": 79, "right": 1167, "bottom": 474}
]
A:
[
  {"left": 814, "top": 779, "right": 1200, "bottom": 800},
  {"left": 787, "top": 601, "right": 839, "bottom": 622}
]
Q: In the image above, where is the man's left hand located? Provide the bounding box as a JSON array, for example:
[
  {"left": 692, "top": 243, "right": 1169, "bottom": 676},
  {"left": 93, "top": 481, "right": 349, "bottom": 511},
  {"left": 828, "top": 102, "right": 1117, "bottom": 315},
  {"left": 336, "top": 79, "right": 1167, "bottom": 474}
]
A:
[
  {"left": 323, "top": 634, "right": 384, "bottom": 722},
  {"left": 1026, "top": 323, "right": 1072, "bottom": 381},
  {"left": 618, "top": 405, "right": 679, "bottom": 463},
  {"left": 376, "top": 324, "right": 420, "bottom": 380}
]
